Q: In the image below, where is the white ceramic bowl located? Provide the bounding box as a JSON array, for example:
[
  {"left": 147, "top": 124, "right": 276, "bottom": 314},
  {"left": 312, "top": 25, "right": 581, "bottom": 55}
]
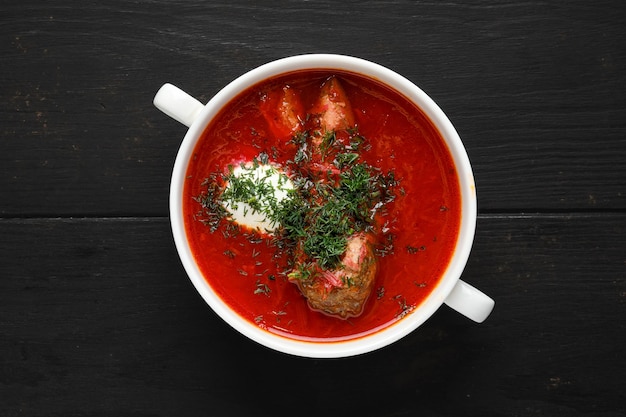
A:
[{"left": 154, "top": 54, "right": 494, "bottom": 358}]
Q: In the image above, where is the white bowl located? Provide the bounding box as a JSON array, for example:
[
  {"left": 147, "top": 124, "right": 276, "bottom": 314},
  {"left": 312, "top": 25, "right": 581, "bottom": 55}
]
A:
[{"left": 155, "top": 54, "right": 494, "bottom": 358}]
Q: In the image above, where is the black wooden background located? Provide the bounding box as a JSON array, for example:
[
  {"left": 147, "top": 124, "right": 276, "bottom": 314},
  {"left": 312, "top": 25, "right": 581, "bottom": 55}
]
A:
[{"left": 2, "top": 1, "right": 625, "bottom": 416}]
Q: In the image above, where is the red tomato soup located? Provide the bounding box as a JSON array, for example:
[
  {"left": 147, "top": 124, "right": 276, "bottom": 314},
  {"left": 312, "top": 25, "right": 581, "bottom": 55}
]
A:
[{"left": 183, "top": 70, "right": 461, "bottom": 342}]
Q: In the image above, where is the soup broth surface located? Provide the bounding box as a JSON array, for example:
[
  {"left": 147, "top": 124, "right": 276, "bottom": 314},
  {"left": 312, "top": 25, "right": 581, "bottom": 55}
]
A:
[{"left": 183, "top": 70, "right": 461, "bottom": 341}]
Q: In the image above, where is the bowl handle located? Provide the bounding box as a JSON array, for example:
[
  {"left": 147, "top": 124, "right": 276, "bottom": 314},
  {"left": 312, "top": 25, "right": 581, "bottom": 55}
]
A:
[
  {"left": 153, "top": 83, "right": 204, "bottom": 128},
  {"left": 444, "top": 279, "right": 495, "bottom": 323}
]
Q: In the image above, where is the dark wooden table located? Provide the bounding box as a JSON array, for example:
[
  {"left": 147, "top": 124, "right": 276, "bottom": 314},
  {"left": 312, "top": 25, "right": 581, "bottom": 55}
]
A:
[{"left": 2, "top": 1, "right": 625, "bottom": 416}]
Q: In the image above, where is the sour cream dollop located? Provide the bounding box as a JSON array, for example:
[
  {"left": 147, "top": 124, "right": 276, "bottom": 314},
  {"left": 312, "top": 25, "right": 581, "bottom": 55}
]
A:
[{"left": 221, "top": 163, "right": 294, "bottom": 234}]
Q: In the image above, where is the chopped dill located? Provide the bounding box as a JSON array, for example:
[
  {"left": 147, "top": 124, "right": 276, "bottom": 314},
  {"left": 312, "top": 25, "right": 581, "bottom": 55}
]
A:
[
  {"left": 254, "top": 280, "right": 271, "bottom": 296},
  {"left": 194, "top": 126, "right": 400, "bottom": 274},
  {"left": 394, "top": 294, "right": 413, "bottom": 318},
  {"left": 406, "top": 245, "right": 426, "bottom": 254},
  {"left": 376, "top": 286, "right": 385, "bottom": 300}
]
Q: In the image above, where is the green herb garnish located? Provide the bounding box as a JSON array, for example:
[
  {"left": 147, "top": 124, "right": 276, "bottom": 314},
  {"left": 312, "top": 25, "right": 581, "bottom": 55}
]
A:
[{"left": 195, "top": 127, "right": 399, "bottom": 275}]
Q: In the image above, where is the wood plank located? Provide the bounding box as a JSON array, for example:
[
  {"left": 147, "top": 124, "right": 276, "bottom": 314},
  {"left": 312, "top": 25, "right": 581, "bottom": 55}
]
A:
[
  {"left": 0, "top": 214, "right": 624, "bottom": 415},
  {"left": 1, "top": 1, "right": 625, "bottom": 216}
]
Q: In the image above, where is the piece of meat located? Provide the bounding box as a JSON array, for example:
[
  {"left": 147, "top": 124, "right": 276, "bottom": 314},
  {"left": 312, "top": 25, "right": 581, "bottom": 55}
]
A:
[
  {"left": 259, "top": 85, "right": 305, "bottom": 140},
  {"left": 264, "top": 77, "right": 379, "bottom": 319},
  {"left": 305, "top": 77, "right": 357, "bottom": 182},
  {"left": 291, "top": 233, "right": 378, "bottom": 318},
  {"left": 310, "top": 76, "right": 356, "bottom": 133}
]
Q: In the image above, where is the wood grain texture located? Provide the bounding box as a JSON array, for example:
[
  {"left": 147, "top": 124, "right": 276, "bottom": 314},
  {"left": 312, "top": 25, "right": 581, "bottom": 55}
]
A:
[
  {"left": 2, "top": 1, "right": 625, "bottom": 416},
  {"left": 1, "top": 0, "right": 625, "bottom": 216},
  {"left": 0, "top": 215, "right": 624, "bottom": 416}
]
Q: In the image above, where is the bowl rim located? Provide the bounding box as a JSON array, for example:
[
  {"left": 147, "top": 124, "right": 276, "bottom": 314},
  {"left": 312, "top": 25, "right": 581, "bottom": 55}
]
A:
[{"left": 169, "top": 53, "right": 477, "bottom": 358}]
